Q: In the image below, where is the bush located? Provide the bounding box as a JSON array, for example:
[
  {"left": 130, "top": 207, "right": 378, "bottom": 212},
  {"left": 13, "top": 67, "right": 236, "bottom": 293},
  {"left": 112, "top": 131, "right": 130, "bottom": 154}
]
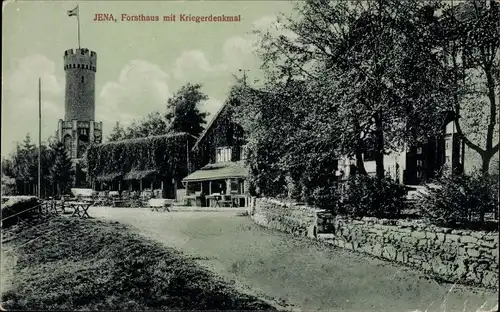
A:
[
  {"left": 1, "top": 196, "right": 40, "bottom": 227},
  {"left": 1, "top": 176, "right": 17, "bottom": 196},
  {"left": 303, "top": 185, "right": 340, "bottom": 211},
  {"left": 341, "top": 175, "right": 407, "bottom": 218},
  {"left": 417, "top": 173, "right": 497, "bottom": 227}
]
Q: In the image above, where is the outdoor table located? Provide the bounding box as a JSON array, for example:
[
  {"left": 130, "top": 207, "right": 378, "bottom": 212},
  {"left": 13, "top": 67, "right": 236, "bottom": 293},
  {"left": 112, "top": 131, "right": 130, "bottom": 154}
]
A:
[
  {"left": 206, "top": 195, "right": 222, "bottom": 207},
  {"left": 69, "top": 201, "right": 92, "bottom": 219}
]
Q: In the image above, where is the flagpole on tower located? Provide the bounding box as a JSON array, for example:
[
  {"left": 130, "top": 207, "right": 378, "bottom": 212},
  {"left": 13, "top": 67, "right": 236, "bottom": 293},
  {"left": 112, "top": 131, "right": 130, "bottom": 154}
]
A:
[
  {"left": 77, "top": 6, "right": 81, "bottom": 48},
  {"left": 67, "top": 5, "right": 80, "bottom": 48}
]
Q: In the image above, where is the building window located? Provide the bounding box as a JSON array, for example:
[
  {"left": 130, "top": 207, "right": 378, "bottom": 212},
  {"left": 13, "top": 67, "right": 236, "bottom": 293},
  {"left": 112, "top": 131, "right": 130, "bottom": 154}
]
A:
[
  {"left": 240, "top": 145, "right": 248, "bottom": 161},
  {"left": 81, "top": 76, "right": 84, "bottom": 83},
  {"left": 416, "top": 147, "right": 423, "bottom": 154},
  {"left": 416, "top": 160, "right": 423, "bottom": 167},
  {"left": 216, "top": 147, "right": 232, "bottom": 163}
]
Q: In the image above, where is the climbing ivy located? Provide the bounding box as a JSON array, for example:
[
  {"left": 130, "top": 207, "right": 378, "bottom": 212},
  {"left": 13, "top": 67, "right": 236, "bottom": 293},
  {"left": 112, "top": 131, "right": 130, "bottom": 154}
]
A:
[{"left": 86, "top": 132, "right": 191, "bottom": 181}]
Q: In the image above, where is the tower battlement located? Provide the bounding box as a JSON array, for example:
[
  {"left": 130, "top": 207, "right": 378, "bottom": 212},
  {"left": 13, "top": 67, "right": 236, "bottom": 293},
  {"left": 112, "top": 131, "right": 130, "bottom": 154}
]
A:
[{"left": 64, "top": 48, "right": 97, "bottom": 72}]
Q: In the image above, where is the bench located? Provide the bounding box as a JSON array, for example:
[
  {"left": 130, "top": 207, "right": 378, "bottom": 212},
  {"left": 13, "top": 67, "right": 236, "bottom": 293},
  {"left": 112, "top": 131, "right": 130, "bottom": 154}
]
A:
[{"left": 148, "top": 198, "right": 174, "bottom": 212}]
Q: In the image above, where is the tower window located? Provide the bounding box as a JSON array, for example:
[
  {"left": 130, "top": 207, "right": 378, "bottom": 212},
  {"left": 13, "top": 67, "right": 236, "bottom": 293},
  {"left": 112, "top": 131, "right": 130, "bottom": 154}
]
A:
[{"left": 81, "top": 76, "right": 84, "bottom": 83}]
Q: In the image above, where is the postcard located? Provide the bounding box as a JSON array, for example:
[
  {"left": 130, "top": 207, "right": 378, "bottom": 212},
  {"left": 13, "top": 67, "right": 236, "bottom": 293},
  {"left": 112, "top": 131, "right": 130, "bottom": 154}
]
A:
[{"left": 1, "top": 1, "right": 499, "bottom": 311}]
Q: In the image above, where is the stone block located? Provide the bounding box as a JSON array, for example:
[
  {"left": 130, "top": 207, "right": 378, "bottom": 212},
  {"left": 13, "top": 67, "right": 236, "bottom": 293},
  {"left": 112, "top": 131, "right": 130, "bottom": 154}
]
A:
[
  {"left": 397, "top": 227, "right": 413, "bottom": 233},
  {"left": 467, "top": 248, "right": 480, "bottom": 258},
  {"left": 475, "top": 263, "right": 488, "bottom": 273},
  {"left": 483, "top": 235, "right": 497, "bottom": 242},
  {"left": 436, "top": 233, "right": 446, "bottom": 242},
  {"left": 392, "top": 233, "right": 404, "bottom": 242},
  {"left": 458, "top": 247, "right": 468, "bottom": 256},
  {"left": 383, "top": 245, "right": 397, "bottom": 260},
  {"left": 466, "top": 271, "right": 481, "bottom": 284},
  {"left": 480, "top": 240, "right": 497, "bottom": 249},
  {"left": 411, "top": 231, "right": 426, "bottom": 239},
  {"left": 460, "top": 235, "right": 478, "bottom": 244},
  {"left": 471, "top": 231, "right": 485, "bottom": 239},
  {"left": 482, "top": 271, "right": 498, "bottom": 288},
  {"left": 372, "top": 243, "right": 383, "bottom": 256},
  {"left": 446, "top": 234, "right": 460, "bottom": 243},
  {"left": 455, "top": 263, "right": 468, "bottom": 278},
  {"left": 426, "top": 232, "right": 436, "bottom": 240}
]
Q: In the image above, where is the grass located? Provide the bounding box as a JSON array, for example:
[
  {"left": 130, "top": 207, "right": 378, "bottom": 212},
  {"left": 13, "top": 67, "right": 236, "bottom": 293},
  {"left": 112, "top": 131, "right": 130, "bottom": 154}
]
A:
[{"left": 0, "top": 216, "right": 277, "bottom": 311}]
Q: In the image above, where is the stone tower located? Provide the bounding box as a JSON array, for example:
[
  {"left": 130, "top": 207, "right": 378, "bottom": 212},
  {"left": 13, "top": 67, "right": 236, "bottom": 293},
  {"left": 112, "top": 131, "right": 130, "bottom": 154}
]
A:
[
  {"left": 57, "top": 48, "right": 102, "bottom": 160},
  {"left": 57, "top": 48, "right": 103, "bottom": 187}
]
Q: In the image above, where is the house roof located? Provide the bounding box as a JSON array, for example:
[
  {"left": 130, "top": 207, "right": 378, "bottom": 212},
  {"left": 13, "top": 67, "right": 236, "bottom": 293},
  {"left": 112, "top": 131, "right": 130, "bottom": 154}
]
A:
[
  {"left": 182, "top": 161, "right": 249, "bottom": 182},
  {"left": 123, "top": 169, "right": 158, "bottom": 181},
  {"left": 191, "top": 86, "right": 264, "bottom": 151},
  {"left": 192, "top": 103, "right": 229, "bottom": 151},
  {"left": 96, "top": 173, "right": 123, "bottom": 182}
]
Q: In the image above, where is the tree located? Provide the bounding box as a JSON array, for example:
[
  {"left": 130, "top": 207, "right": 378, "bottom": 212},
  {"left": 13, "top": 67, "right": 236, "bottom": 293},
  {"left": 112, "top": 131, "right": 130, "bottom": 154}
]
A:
[
  {"left": 49, "top": 142, "right": 74, "bottom": 196},
  {"left": 437, "top": 0, "right": 500, "bottom": 174},
  {"left": 254, "top": 0, "right": 459, "bottom": 179},
  {"left": 165, "top": 83, "right": 208, "bottom": 138},
  {"left": 1, "top": 157, "right": 17, "bottom": 195},
  {"left": 107, "top": 121, "right": 126, "bottom": 142},
  {"left": 40, "top": 138, "right": 57, "bottom": 197},
  {"left": 254, "top": 0, "right": 441, "bottom": 177},
  {"left": 1, "top": 175, "right": 17, "bottom": 196},
  {"left": 127, "top": 112, "right": 170, "bottom": 139},
  {"left": 14, "top": 134, "right": 38, "bottom": 194}
]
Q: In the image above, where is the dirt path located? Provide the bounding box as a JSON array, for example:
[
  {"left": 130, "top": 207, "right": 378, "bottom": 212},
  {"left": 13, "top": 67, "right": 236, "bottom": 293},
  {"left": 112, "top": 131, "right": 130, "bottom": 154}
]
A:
[{"left": 90, "top": 207, "right": 498, "bottom": 312}]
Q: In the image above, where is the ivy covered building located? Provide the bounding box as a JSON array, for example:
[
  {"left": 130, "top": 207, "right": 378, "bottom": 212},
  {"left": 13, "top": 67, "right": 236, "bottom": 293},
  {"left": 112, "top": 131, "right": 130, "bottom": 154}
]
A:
[{"left": 85, "top": 132, "right": 193, "bottom": 199}]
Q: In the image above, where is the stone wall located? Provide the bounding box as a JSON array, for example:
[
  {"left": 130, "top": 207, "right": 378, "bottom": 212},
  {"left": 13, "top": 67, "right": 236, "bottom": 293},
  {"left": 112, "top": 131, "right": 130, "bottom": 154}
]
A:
[
  {"left": 250, "top": 197, "right": 318, "bottom": 238},
  {"left": 250, "top": 197, "right": 499, "bottom": 289},
  {"left": 323, "top": 216, "right": 498, "bottom": 289}
]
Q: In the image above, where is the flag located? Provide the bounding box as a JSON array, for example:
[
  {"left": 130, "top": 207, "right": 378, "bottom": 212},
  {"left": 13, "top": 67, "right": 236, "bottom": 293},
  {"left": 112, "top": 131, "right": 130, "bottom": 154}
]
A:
[{"left": 67, "top": 5, "right": 78, "bottom": 17}]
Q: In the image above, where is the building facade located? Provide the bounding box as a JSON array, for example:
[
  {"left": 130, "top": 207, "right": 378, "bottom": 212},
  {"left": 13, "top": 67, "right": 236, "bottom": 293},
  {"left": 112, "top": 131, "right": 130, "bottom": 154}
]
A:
[
  {"left": 339, "top": 119, "right": 464, "bottom": 185},
  {"left": 182, "top": 103, "right": 249, "bottom": 207}
]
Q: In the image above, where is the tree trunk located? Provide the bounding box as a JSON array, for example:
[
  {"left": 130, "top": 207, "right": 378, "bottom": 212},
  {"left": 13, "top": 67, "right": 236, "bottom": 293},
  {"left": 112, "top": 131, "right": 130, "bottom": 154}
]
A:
[
  {"left": 374, "top": 112, "right": 385, "bottom": 179},
  {"left": 355, "top": 145, "right": 367, "bottom": 175},
  {"left": 354, "top": 120, "right": 367, "bottom": 175},
  {"left": 484, "top": 66, "right": 497, "bottom": 162},
  {"left": 481, "top": 152, "right": 492, "bottom": 175}
]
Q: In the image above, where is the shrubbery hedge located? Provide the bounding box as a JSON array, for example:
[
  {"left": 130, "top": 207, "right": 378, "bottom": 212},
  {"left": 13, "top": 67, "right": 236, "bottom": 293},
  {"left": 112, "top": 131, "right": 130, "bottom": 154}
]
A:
[
  {"left": 341, "top": 175, "right": 407, "bottom": 218},
  {"left": 417, "top": 173, "right": 498, "bottom": 227},
  {"left": 1, "top": 196, "right": 40, "bottom": 227},
  {"left": 86, "top": 133, "right": 191, "bottom": 182}
]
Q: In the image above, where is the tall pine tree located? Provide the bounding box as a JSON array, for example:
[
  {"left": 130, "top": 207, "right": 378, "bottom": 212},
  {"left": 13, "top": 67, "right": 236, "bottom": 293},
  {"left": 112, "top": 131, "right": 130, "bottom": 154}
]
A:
[
  {"left": 49, "top": 142, "right": 74, "bottom": 196},
  {"left": 107, "top": 121, "right": 126, "bottom": 142}
]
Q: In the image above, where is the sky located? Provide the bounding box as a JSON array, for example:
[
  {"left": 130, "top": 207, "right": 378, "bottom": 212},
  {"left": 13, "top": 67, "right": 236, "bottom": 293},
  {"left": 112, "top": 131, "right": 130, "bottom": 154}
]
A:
[{"left": 1, "top": 0, "right": 298, "bottom": 156}]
